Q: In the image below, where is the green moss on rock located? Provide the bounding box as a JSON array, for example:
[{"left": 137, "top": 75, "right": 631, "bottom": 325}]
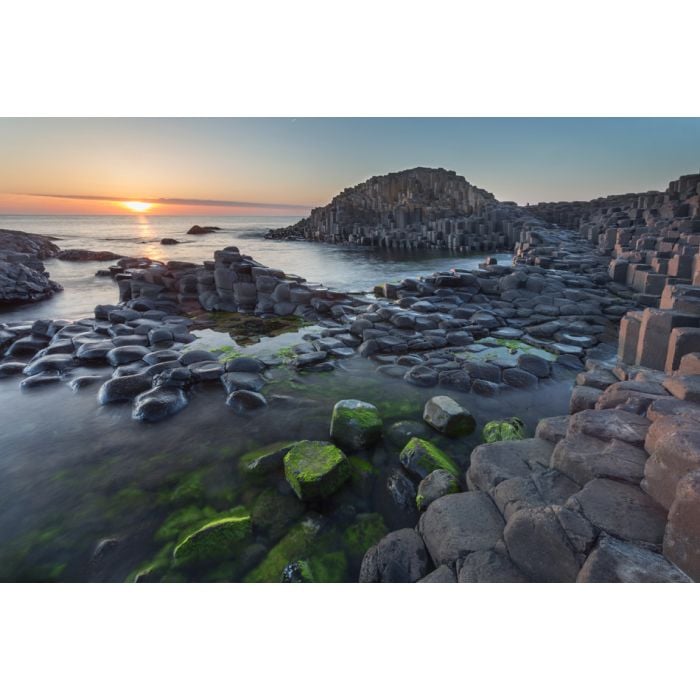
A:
[
  {"left": 238, "top": 441, "right": 294, "bottom": 481},
  {"left": 482, "top": 417, "right": 526, "bottom": 443},
  {"left": 307, "top": 551, "right": 348, "bottom": 583},
  {"left": 399, "top": 437, "right": 460, "bottom": 480},
  {"left": 284, "top": 440, "right": 350, "bottom": 501},
  {"left": 251, "top": 487, "right": 305, "bottom": 540},
  {"left": 245, "top": 518, "right": 322, "bottom": 582},
  {"left": 173, "top": 507, "right": 252, "bottom": 567},
  {"left": 330, "top": 400, "right": 383, "bottom": 451}
]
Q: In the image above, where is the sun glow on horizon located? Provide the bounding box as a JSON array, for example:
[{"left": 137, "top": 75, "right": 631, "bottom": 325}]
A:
[{"left": 122, "top": 200, "right": 153, "bottom": 213}]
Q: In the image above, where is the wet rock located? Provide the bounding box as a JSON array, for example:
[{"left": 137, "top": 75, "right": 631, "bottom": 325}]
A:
[
  {"left": 180, "top": 349, "right": 218, "bottom": 365},
  {"left": 457, "top": 549, "right": 528, "bottom": 583},
  {"left": 220, "top": 371, "right": 265, "bottom": 393},
  {"left": 578, "top": 535, "right": 691, "bottom": 583},
  {"left": 385, "top": 420, "right": 432, "bottom": 448},
  {"left": 416, "top": 469, "right": 459, "bottom": 512},
  {"left": 400, "top": 437, "right": 460, "bottom": 480},
  {"left": 403, "top": 365, "right": 439, "bottom": 387},
  {"left": 359, "top": 529, "right": 431, "bottom": 583},
  {"left": 283, "top": 440, "right": 350, "bottom": 501},
  {"left": 19, "top": 372, "right": 62, "bottom": 389},
  {"left": 238, "top": 442, "right": 293, "bottom": 480},
  {"left": 106, "top": 345, "right": 150, "bottom": 367},
  {"left": 69, "top": 375, "right": 103, "bottom": 391},
  {"left": 418, "top": 492, "right": 504, "bottom": 566},
  {"left": 225, "top": 356, "right": 266, "bottom": 373},
  {"left": 502, "top": 367, "right": 538, "bottom": 388},
  {"left": 142, "top": 349, "right": 181, "bottom": 365},
  {"left": 226, "top": 389, "right": 268, "bottom": 413},
  {"left": 385, "top": 468, "right": 419, "bottom": 521},
  {"left": 160, "top": 238, "right": 179, "bottom": 245},
  {"left": 330, "top": 399, "right": 383, "bottom": 451},
  {"left": 422, "top": 395, "right": 475, "bottom": 437},
  {"left": 98, "top": 373, "right": 152, "bottom": 404},
  {"left": 567, "top": 478, "right": 667, "bottom": 547},
  {"left": 438, "top": 369, "right": 471, "bottom": 392},
  {"left": 0, "top": 361, "right": 27, "bottom": 378},
  {"left": 471, "top": 378, "right": 501, "bottom": 396},
  {"left": 188, "top": 361, "right": 225, "bottom": 381},
  {"left": 417, "top": 564, "right": 457, "bottom": 583},
  {"left": 517, "top": 353, "right": 550, "bottom": 378},
  {"left": 132, "top": 387, "right": 188, "bottom": 422},
  {"left": 173, "top": 510, "right": 252, "bottom": 567}
]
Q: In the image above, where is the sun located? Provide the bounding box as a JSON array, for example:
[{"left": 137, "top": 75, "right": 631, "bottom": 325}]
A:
[{"left": 122, "top": 200, "right": 153, "bottom": 213}]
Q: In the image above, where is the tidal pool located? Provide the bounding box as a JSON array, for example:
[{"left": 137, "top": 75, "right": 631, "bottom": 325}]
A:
[{"left": 0, "top": 335, "right": 576, "bottom": 583}]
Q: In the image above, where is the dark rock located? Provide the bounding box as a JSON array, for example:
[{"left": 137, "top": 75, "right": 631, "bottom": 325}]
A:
[
  {"left": 98, "top": 373, "right": 152, "bottom": 404},
  {"left": 132, "top": 387, "right": 188, "bottom": 422},
  {"left": 226, "top": 389, "right": 268, "bottom": 413},
  {"left": 458, "top": 550, "right": 529, "bottom": 582},
  {"left": 359, "top": 529, "right": 431, "bottom": 583}
]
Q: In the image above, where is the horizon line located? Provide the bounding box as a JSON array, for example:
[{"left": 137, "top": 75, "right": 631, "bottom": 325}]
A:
[{"left": 15, "top": 192, "right": 312, "bottom": 211}]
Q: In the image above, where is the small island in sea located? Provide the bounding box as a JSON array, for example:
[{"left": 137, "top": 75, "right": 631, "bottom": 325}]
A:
[{"left": 1, "top": 143, "right": 700, "bottom": 583}]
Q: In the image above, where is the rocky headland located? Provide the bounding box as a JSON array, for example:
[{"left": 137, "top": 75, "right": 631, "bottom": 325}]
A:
[{"left": 1, "top": 170, "right": 700, "bottom": 583}]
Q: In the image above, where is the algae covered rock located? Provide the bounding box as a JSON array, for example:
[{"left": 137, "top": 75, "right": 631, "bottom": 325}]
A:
[
  {"left": 245, "top": 517, "right": 322, "bottom": 582},
  {"left": 422, "top": 395, "right": 476, "bottom": 437},
  {"left": 482, "top": 417, "right": 526, "bottom": 443},
  {"left": 399, "top": 437, "right": 460, "bottom": 480},
  {"left": 238, "top": 441, "right": 293, "bottom": 480},
  {"left": 284, "top": 440, "right": 351, "bottom": 501},
  {"left": 330, "top": 399, "right": 383, "bottom": 451},
  {"left": 343, "top": 513, "right": 388, "bottom": 561},
  {"left": 251, "top": 488, "right": 305, "bottom": 540},
  {"left": 173, "top": 509, "right": 252, "bottom": 567}
]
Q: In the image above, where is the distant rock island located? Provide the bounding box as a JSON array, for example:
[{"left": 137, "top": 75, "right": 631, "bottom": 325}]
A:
[{"left": 267, "top": 166, "right": 528, "bottom": 253}]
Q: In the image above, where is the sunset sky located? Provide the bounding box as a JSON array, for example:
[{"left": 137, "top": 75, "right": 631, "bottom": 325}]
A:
[{"left": 1, "top": 118, "right": 699, "bottom": 216}]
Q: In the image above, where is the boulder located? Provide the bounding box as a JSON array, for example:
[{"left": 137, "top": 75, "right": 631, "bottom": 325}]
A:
[
  {"left": 173, "top": 510, "right": 251, "bottom": 566},
  {"left": 457, "top": 550, "right": 528, "bottom": 583},
  {"left": 416, "top": 469, "right": 459, "bottom": 512},
  {"left": 566, "top": 478, "right": 667, "bottom": 547},
  {"left": 517, "top": 353, "right": 550, "bottom": 378},
  {"left": 106, "top": 345, "right": 150, "bottom": 367},
  {"left": 569, "top": 386, "right": 603, "bottom": 413},
  {"left": 359, "top": 529, "right": 432, "bottom": 583},
  {"left": 422, "top": 395, "right": 475, "bottom": 437},
  {"left": 663, "top": 469, "right": 700, "bottom": 581},
  {"left": 97, "top": 373, "right": 152, "bottom": 404},
  {"left": 418, "top": 492, "right": 504, "bottom": 566},
  {"left": 226, "top": 389, "right": 268, "bottom": 413},
  {"left": 403, "top": 365, "right": 439, "bottom": 387},
  {"left": 578, "top": 535, "right": 691, "bottom": 583},
  {"left": 417, "top": 565, "right": 457, "bottom": 583},
  {"left": 503, "top": 506, "right": 585, "bottom": 582},
  {"left": 330, "top": 399, "right": 382, "bottom": 451},
  {"left": 567, "top": 408, "right": 650, "bottom": 447},
  {"left": 400, "top": 437, "right": 460, "bottom": 480},
  {"left": 283, "top": 440, "right": 350, "bottom": 501}
]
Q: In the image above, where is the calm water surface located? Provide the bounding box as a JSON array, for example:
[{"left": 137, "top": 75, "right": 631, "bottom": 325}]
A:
[
  {"left": 0, "top": 215, "right": 511, "bottom": 322},
  {"left": 0, "top": 215, "right": 533, "bottom": 582}
]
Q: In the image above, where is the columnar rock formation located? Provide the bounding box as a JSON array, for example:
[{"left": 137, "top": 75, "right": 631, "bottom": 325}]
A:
[
  {"left": 0, "top": 229, "right": 62, "bottom": 304},
  {"left": 267, "top": 167, "right": 530, "bottom": 253}
]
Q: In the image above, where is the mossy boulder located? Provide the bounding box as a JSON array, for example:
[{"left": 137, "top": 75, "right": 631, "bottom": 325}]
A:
[
  {"left": 416, "top": 469, "right": 460, "bottom": 511},
  {"left": 482, "top": 417, "right": 526, "bottom": 443},
  {"left": 173, "top": 508, "right": 252, "bottom": 567},
  {"left": 284, "top": 440, "right": 351, "bottom": 501},
  {"left": 330, "top": 399, "right": 383, "bottom": 451},
  {"left": 238, "top": 441, "right": 294, "bottom": 481},
  {"left": 245, "top": 518, "right": 322, "bottom": 582},
  {"left": 251, "top": 487, "right": 305, "bottom": 540},
  {"left": 399, "top": 437, "right": 460, "bottom": 480}
]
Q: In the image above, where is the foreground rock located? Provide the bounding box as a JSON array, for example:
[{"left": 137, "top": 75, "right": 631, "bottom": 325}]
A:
[
  {"left": 330, "top": 399, "right": 382, "bottom": 451},
  {"left": 283, "top": 441, "right": 350, "bottom": 501}
]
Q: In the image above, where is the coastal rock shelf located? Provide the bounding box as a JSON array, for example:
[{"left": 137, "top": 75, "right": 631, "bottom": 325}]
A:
[{"left": 266, "top": 167, "right": 530, "bottom": 253}]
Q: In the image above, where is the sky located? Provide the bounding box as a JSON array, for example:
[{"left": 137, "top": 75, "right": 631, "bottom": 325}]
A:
[{"left": 0, "top": 118, "right": 699, "bottom": 216}]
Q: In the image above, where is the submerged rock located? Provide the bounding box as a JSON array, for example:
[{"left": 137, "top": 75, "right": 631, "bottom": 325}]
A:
[
  {"left": 226, "top": 389, "right": 268, "bottom": 413},
  {"left": 416, "top": 469, "right": 460, "bottom": 512},
  {"left": 98, "top": 373, "right": 152, "bottom": 404},
  {"left": 284, "top": 440, "right": 351, "bottom": 501},
  {"left": 330, "top": 399, "right": 383, "bottom": 451},
  {"left": 173, "top": 509, "right": 252, "bottom": 566},
  {"left": 132, "top": 387, "right": 188, "bottom": 422}
]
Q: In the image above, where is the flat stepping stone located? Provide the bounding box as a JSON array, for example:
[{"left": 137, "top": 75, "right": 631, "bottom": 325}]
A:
[
  {"left": 567, "top": 478, "right": 667, "bottom": 547},
  {"left": 492, "top": 328, "right": 524, "bottom": 340}
]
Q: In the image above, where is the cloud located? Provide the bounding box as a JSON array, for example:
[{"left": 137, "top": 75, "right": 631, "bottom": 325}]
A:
[{"left": 21, "top": 192, "right": 311, "bottom": 210}]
